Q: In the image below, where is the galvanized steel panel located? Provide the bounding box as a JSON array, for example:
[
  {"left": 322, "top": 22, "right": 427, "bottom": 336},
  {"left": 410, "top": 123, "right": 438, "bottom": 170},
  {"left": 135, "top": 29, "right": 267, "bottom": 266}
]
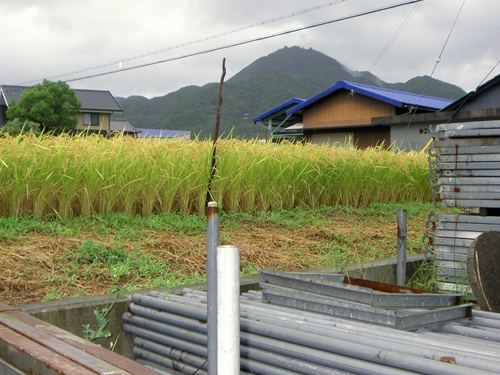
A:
[
  {"left": 434, "top": 260, "right": 467, "bottom": 270},
  {"left": 437, "top": 177, "right": 500, "bottom": 186},
  {"left": 435, "top": 137, "right": 500, "bottom": 148},
  {"left": 437, "top": 282, "right": 472, "bottom": 294},
  {"left": 433, "top": 229, "right": 482, "bottom": 239},
  {"left": 438, "top": 184, "right": 500, "bottom": 193},
  {"left": 436, "top": 220, "right": 500, "bottom": 232},
  {"left": 437, "top": 145, "right": 500, "bottom": 155},
  {"left": 260, "top": 269, "right": 460, "bottom": 309},
  {"left": 435, "top": 121, "right": 500, "bottom": 132},
  {"left": 437, "top": 214, "right": 500, "bottom": 224},
  {"left": 433, "top": 251, "right": 468, "bottom": 262},
  {"left": 433, "top": 246, "right": 469, "bottom": 257},
  {"left": 432, "top": 237, "right": 474, "bottom": 247},
  {"left": 438, "top": 199, "right": 500, "bottom": 207},
  {"left": 439, "top": 169, "right": 500, "bottom": 177},
  {"left": 438, "top": 129, "right": 500, "bottom": 138},
  {"left": 437, "top": 161, "right": 500, "bottom": 170},
  {"left": 438, "top": 153, "right": 500, "bottom": 162}
]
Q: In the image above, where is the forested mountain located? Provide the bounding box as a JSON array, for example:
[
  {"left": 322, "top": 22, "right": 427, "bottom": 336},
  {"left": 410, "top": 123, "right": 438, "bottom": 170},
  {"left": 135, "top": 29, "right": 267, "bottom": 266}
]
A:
[{"left": 114, "top": 46, "right": 466, "bottom": 139}]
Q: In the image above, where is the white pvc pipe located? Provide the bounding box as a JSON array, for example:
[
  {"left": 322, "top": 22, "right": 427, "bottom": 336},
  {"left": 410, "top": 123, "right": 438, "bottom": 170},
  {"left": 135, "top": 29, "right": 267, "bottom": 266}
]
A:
[{"left": 216, "top": 245, "right": 240, "bottom": 374}]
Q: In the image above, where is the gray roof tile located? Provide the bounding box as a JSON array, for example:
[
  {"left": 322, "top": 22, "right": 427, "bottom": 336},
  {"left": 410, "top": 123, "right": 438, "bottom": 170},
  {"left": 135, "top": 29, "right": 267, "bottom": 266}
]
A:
[{"left": 0, "top": 85, "right": 123, "bottom": 112}]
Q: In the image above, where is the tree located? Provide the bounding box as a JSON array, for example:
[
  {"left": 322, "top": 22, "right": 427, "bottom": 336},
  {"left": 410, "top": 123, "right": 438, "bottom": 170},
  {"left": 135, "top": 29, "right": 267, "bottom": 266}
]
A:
[
  {"left": 6, "top": 80, "right": 81, "bottom": 134},
  {"left": 0, "top": 118, "right": 41, "bottom": 137}
]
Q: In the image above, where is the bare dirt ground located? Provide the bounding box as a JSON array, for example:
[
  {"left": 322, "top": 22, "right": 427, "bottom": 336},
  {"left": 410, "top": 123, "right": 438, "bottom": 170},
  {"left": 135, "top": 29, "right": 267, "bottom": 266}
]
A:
[{"left": 0, "top": 212, "right": 429, "bottom": 306}]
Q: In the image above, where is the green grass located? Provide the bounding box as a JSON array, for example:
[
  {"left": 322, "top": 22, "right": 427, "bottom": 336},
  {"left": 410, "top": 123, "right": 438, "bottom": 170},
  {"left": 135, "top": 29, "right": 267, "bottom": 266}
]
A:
[{"left": 1, "top": 202, "right": 442, "bottom": 304}]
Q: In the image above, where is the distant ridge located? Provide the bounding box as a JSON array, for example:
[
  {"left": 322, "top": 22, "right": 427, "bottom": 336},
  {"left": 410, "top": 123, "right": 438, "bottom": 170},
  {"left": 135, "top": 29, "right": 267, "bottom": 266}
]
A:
[{"left": 114, "top": 46, "right": 466, "bottom": 138}]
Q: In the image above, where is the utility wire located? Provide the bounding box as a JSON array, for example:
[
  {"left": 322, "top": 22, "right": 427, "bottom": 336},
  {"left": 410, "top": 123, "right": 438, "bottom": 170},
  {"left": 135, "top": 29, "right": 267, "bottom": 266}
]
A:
[
  {"left": 63, "top": 0, "right": 422, "bottom": 84},
  {"left": 405, "top": 0, "right": 466, "bottom": 130},
  {"left": 476, "top": 58, "right": 500, "bottom": 88},
  {"left": 357, "top": 1, "right": 422, "bottom": 85},
  {"left": 446, "top": 57, "right": 500, "bottom": 122},
  {"left": 20, "top": 0, "right": 347, "bottom": 85}
]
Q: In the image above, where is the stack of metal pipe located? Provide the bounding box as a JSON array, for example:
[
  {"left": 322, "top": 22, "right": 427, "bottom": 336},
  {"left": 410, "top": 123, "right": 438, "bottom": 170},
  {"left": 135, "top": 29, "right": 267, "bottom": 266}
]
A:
[{"left": 123, "top": 289, "right": 500, "bottom": 375}]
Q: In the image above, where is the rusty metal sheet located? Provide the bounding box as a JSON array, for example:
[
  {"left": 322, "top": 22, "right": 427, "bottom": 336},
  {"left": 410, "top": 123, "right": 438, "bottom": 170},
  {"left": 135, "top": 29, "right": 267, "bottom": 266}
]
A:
[
  {"left": 0, "top": 303, "right": 160, "bottom": 375},
  {"left": 0, "top": 313, "right": 131, "bottom": 374},
  {"left": 435, "top": 137, "right": 500, "bottom": 148},
  {"left": 344, "top": 276, "right": 442, "bottom": 295},
  {"left": 0, "top": 325, "right": 96, "bottom": 375}
]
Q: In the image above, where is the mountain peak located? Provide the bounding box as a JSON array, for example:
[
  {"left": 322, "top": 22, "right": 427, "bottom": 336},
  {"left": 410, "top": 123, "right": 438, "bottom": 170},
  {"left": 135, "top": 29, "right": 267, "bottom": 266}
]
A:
[
  {"left": 229, "top": 45, "right": 348, "bottom": 83},
  {"left": 115, "top": 46, "right": 466, "bottom": 138}
]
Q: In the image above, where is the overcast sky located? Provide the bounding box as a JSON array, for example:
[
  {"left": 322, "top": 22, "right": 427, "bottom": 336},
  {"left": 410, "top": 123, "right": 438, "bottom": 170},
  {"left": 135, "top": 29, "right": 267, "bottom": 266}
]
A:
[{"left": 1, "top": 0, "right": 498, "bottom": 99}]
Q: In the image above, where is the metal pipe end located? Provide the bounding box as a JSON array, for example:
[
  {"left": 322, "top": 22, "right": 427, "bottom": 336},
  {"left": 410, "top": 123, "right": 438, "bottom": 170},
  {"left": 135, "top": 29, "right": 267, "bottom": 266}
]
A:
[{"left": 207, "top": 202, "right": 218, "bottom": 207}]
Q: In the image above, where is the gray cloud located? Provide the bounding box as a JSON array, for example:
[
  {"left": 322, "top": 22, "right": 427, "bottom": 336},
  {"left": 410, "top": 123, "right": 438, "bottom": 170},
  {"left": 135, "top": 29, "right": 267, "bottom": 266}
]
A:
[{"left": 1, "top": 0, "right": 498, "bottom": 98}]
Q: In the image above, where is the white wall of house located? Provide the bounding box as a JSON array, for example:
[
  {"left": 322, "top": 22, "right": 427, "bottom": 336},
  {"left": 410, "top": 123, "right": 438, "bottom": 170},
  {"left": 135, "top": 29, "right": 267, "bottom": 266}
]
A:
[{"left": 390, "top": 124, "right": 433, "bottom": 152}]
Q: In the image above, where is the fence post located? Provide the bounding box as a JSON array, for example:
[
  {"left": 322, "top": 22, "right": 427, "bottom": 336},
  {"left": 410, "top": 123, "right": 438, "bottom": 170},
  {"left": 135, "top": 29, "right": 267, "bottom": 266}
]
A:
[
  {"left": 206, "top": 202, "right": 219, "bottom": 374},
  {"left": 397, "top": 209, "right": 407, "bottom": 286}
]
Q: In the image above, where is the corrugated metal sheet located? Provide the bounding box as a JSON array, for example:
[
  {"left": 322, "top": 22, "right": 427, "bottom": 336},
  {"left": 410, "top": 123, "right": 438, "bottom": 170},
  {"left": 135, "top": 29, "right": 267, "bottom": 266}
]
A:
[
  {"left": 286, "top": 81, "right": 453, "bottom": 115},
  {"left": 253, "top": 97, "right": 305, "bottom": 122}
]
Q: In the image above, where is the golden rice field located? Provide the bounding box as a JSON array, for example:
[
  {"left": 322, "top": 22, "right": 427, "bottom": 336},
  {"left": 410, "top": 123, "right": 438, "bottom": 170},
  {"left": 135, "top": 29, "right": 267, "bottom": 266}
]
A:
[{"left": 0, "top": 134, "right": 431, "bottom": 218}]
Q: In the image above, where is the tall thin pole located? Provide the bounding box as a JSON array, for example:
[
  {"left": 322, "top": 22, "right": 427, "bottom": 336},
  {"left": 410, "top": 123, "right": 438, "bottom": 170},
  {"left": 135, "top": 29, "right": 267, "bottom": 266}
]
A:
[
  {"left": 397, "top": 209, "right": 407, "bottom": 286},
  {"left": 206, "top": 202, "right": 219, "bottom": 374},
  {"left": 206, "top": 58, "right": 226, "bottom": 206}
]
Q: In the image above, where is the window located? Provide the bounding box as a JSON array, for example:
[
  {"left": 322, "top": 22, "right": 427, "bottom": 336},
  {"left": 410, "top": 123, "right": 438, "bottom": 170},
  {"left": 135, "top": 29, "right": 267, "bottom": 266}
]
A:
[{"left": 84, "top": 113, "right": 99, "bottom": 126}]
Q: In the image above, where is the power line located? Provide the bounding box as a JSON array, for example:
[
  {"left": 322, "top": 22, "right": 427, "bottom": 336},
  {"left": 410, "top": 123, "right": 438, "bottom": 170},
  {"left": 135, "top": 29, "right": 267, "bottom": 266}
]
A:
[
  {"left": 20, "top": 0, "right": 347, "bottom": 85},
  {"left": 446, "top": 57, "right": 500, "bottom": 122},
  {"left": 405, "top": 0, "right": 466, "bottom": 130},
  {"left": 63, "top": 0, "right": 423, "bottom": 84},
  {"left": 358, "top": 1, "right": 422, "bottom": 85}
]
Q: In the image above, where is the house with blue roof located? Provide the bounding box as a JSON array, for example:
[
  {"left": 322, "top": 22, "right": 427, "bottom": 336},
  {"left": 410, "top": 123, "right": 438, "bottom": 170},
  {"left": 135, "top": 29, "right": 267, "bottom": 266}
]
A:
[
  {"left": 252, "top": 98, "right": 305, "bottom": 141},
  {"left": 371, "top": 73, "right": 500, "bottom": 135},
  {"left": 254, "top": 80, "right": 453, "bottom": 150}
]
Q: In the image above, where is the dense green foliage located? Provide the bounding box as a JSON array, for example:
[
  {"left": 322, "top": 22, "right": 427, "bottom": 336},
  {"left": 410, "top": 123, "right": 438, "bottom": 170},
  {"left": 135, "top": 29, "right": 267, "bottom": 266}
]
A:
[
  {"left": 6, "top": 79, "right": 81, "bottom": 134},
  {"left": 0, "top": 118, "right": 41, "bottom": 136},
  {"left": 114, "top": 46, "right": 466, "bottom": 138},
  {"left": 0, "top": 135, "right": 430, "bottom": 218}
]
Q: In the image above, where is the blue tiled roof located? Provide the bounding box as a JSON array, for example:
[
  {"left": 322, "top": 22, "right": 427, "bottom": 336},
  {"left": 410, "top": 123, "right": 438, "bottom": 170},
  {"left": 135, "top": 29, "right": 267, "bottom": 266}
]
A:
[
  {"left": 253, "top": 98, "right": 305, "bottom": 122},
  {"left": 286, "top": 81, "right": 453, "bottom": 116},
  {"left": 136, "top": 128, "right": 190, "bottom": 138}
]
